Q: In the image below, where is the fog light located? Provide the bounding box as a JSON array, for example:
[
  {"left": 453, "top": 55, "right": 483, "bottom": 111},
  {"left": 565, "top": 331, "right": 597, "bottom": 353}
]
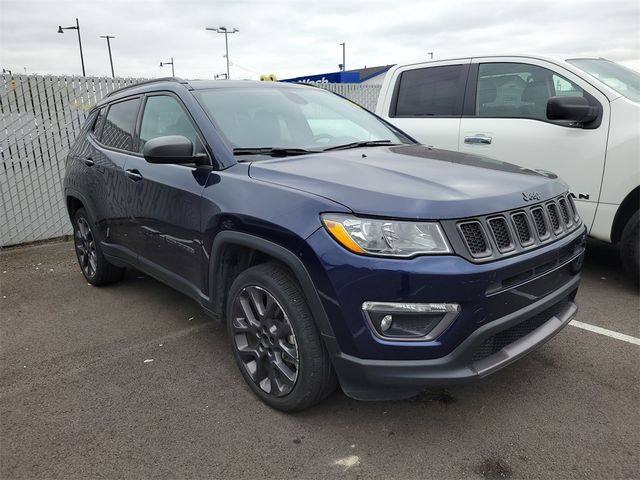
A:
[
  {"left": 362, "top": 301, "right": 460, "bottom": 341},
  {"left": 380, "top": 315, "right": 393, "bottom": 332}
]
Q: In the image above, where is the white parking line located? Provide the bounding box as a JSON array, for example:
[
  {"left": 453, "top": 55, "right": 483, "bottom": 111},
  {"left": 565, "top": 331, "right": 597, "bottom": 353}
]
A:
[{"left": 570, "top": 320, "right": 640, "bottom": 346}]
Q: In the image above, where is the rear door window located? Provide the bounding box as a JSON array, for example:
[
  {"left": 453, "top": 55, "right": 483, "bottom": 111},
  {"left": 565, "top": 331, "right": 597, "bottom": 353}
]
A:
[
  {"left": 392, "top": 65, "right": 467, "bottom": 117},
  {"left": 101, "top": 97, "right": 141, "bottom": 152}
]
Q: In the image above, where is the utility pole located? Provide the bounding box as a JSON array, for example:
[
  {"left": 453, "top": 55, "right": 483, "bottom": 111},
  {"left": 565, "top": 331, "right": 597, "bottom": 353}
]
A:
[
  {"left": 205, "top": 26, "right": 239, "bottom": 79},
  {"left": 160, "top": 57, "right": 175, "bottom": 77},
  {"left": 57, "top": 18, "right": 86, "bottom": 76},
  {"left": 100, "top": 35, "right": 116, "bottom": 77},
  {"left": 339, "top": 42, "right": 346, "bottom": 71}
]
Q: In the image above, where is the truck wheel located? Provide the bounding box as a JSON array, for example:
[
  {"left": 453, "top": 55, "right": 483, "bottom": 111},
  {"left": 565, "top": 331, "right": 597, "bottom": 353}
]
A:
[
  {"left": 226, "top": 262, "right": 337, "bottom": 411},
  {"left": 73, "top": 208, "right": 124, "bottom": 286},
  {"left": 620, "top": 211, "right": 639, "bottom": 283}
]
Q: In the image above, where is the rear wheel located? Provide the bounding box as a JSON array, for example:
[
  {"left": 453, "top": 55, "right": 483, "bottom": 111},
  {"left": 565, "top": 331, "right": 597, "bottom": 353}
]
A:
[
  {"left": 226, "top": 262, "right": 336, "bottom": 411},
  {"left": 73, "top": 208, "right": 124, "bottom": 285},
  {"left": 620, "top": 211, "right": 639, "bottom": 283}
]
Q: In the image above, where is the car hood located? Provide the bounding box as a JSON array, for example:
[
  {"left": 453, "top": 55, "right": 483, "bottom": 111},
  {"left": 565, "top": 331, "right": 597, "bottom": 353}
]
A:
[{"left": 248, "top": 145, "right": 566, "bottom": 219}]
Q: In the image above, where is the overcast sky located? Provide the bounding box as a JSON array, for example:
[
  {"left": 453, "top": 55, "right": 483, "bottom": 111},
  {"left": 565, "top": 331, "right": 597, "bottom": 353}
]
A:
[{"left": 1, "top": 0, "right": 638, "bottom": 80}]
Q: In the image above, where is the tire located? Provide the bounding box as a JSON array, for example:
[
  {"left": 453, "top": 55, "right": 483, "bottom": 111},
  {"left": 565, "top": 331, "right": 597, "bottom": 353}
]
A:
[
  {"left": 226, "top": 262, "right": 337, "bottom": 411},
  {"left": 72, "top": 208, "right": 124, "bottom": 286},
  {"left": 620, "top": 211, "right": 639, "bottom": 283}
]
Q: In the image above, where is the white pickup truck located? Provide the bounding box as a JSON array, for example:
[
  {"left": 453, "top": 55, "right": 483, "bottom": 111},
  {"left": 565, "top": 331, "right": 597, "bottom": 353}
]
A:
[{"left": 376, "top": 55, "right": 639, "bottom": 278}]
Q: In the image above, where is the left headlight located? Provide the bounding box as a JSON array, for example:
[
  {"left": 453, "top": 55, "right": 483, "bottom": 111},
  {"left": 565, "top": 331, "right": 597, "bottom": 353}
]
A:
[{"left": 321, "top": 213, "right": 451, "bottom": 257}]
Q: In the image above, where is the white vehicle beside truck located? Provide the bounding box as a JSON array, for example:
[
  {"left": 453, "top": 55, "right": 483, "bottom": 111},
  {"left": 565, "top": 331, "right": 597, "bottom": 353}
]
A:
[{"left": 376, "top": 55, "right": 639, "bottom": 278}]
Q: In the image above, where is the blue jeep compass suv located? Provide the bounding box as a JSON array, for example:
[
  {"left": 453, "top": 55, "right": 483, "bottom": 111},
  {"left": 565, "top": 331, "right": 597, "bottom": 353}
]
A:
[{"left": 64, "top": 78, "right": 586, "bottom": 411}]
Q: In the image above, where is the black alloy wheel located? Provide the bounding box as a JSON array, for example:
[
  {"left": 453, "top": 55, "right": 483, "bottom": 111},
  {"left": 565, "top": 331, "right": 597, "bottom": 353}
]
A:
[
  {"left": 74, "top": 216, "right": 98, "bottom": 279},
  {"left": 230, "top": 285, "right": 299, "bottom": 397}
]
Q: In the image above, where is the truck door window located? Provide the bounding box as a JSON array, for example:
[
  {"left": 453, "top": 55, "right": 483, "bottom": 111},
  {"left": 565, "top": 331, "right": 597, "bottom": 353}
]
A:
[
  {"left": 476, "top": 63, "right": 584, "bottom": 121},
  {"left": 392, "top": 65, "right": 466, "bottom": 117}
]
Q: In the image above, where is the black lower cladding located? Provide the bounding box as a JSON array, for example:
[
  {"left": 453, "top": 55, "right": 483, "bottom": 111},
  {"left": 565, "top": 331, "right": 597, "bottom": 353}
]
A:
[{"left": 472, "top": 296, "right": 571, "bottom": 361}]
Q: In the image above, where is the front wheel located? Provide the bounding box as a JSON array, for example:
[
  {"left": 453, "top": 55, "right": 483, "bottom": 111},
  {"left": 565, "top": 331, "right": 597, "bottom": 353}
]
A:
[
  {"left": 226, "top": 263, "right": 336, "bottom": 411},
  {"left": 620, "top": 211, "right": 639, "bottom": 283}
]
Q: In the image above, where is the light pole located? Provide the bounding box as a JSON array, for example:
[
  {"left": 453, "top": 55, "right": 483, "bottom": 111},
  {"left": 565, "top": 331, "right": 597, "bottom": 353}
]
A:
[
  {"left": 57, "top": 18, "right": 86, "bottom": 76},
  {"left": 427, "top": 52, "right": 434, "bottom": 59},
  {"left": 100, "top": 35, "right": 116, "bottom": 77},
  {"left": 160, "top": 57, "right": 175, "bottom": 77},
  {"left": 205, "top": 26, "right": 239, "bottom": 79},
  {"left": 339, "top": 42, "right": 346, "bottom": 71}
]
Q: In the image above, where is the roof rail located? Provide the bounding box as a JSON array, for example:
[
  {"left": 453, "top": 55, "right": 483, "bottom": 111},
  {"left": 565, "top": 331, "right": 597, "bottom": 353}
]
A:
[{"left": 106, "top": 77, "right": 189, "bottom": 97}]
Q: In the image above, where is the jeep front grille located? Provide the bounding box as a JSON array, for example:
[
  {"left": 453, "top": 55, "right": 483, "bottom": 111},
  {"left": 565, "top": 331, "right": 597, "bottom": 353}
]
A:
[
  {"left": 487, "top": 217, "right": 513, "bottom": 252},
  {"left": 511, "top": 212, "right": 533, "bottom": 246},
  {"left": 451, "top": 194, "right": 582, "bottom": 262},
  {"left": 547, "top": 203, "right": 561, "bottom": 233},
  {"left": 458, "top": 221, "right": 490, "bottom": 257},
  {"left": 531, "top": 207, "right": 549, "bottom": 239}
]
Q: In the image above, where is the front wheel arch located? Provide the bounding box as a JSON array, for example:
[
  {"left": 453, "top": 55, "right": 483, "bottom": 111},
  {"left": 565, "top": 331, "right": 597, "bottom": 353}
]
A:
[
  {"left": 208, "top": 231, "right": 336, "bottom": 340},
  {"left": 611, "top": 186, "right": 639, "bottom": 244}
]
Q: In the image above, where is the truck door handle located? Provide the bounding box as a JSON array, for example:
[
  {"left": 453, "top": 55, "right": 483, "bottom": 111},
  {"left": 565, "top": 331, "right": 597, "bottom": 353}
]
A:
[
  {"left": 82, "top": 156, "right": 94, "bottom": 167},
  {"left": 125, "top": 169, "right": 143, "bottom": 182},
  {"left": 464, "top": 135, "right": 492, "bottom": 145}
]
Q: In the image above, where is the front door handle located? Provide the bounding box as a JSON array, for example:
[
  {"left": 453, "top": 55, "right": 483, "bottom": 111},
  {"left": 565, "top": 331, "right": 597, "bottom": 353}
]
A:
[
  {"left": 82, "top": 157, "right": 94, "bottom": 167},
  {"left": 464, "top": 135, "right": 492, "bottom": 145},
  {"left": 125, "top": 169, "right": 143, "bottom": 182}
]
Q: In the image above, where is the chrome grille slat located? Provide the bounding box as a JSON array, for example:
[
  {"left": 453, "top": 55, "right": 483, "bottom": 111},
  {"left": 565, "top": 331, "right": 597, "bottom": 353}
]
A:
[{"left": 454, "top": 194, "right": 582, "bottom": 262}]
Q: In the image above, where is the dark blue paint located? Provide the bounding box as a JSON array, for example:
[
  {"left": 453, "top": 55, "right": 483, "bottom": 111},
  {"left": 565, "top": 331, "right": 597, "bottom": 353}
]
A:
[{"left": 64, "top": 79, "right": 584, "bottom": 397}]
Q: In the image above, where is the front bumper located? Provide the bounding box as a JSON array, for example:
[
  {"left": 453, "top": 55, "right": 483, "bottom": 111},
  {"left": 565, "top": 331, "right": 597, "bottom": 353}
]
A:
[
  {"left": 299, "top": 225, "right": 585, "bottom": 400},
  {"left": 323, "top": 275, "right": 578, "bottom": 400}
]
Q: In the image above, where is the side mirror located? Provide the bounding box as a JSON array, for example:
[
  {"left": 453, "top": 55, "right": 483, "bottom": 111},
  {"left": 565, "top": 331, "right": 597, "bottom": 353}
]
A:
[
  {"left": 142, "top": 135, "right": 206, "bottom": 165},
  {"left": 546, "top": 96, "right": 600, "bottom": 125}
]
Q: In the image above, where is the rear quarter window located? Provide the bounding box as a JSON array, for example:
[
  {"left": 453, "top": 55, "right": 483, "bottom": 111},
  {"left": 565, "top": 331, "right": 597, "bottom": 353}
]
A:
[{"left": 92, "top": 107, "right": 107, "bottom": 141}]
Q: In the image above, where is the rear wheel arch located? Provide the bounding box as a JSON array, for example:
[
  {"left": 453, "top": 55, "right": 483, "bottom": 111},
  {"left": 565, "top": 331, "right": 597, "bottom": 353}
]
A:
[
  {"left": 208, "top": 231, "right": 336, "bottom": 339},
  {"left": 611, "top": 186, "right": 639, "bottom": 243},
  {"left": 66, "top": 195, "right": 85, "bottom": 222}
]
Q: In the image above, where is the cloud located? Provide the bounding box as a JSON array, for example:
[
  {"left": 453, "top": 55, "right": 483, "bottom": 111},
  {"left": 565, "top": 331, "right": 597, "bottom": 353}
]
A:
[{"left": 0, "top": 0, "right": 638, "bottom": 79}]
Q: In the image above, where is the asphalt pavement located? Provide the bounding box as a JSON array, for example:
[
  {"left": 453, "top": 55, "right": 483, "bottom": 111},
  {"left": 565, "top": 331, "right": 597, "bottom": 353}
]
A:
[{"left": 1, "top": 240, "right": 638, "bottom": 479}]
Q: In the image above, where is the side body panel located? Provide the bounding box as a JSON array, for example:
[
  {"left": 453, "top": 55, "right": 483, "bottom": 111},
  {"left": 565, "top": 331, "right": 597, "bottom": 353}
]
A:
[{"left": 590, "top": 97, "right": 640, "bottom": 242}]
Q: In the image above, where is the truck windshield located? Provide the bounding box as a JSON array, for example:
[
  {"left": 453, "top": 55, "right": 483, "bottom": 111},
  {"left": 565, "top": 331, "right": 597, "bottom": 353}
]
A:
[
  {"left": 567, "top": 58, "right": 640, "bottom": 102},
  {"left": 193, "top": 86, "right": 412, "bottom": 156}
]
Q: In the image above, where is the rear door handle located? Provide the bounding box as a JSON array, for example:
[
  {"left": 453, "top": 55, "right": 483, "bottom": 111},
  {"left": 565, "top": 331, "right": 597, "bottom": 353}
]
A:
[
  {"left": 464, "top": 135, "right": 492, "bottom": 145},
  {"left": 82, "top": 156, "right": 94, "bottom": 167},
  {"left": 125, "top": 169, "right": 143, "bottom": 182}
]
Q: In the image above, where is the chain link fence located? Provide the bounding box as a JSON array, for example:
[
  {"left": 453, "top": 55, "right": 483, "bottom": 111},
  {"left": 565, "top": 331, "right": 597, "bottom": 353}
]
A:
[{"left": 0, "top": 75, "right": 381, "bottom": 246}]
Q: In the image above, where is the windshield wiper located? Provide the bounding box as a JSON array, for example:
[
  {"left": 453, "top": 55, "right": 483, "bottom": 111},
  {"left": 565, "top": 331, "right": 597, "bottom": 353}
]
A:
[
  {"left": 233, "top": 147, "right": 319, "bottom": 157},
  {"left": 322, "top": 140, "right": 401, "bottom": 152}
]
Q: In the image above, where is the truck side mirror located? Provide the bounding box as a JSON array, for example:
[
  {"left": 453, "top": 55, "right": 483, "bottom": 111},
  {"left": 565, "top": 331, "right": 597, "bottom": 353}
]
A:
[{"left": 546, "top": 96, "right": 600, "bottom": 125}]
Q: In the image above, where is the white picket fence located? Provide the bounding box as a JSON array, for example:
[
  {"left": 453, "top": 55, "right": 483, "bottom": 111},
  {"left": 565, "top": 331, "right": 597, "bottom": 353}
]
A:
[{"left": 0, "top": 74, "right": 380, "bottom": 246}]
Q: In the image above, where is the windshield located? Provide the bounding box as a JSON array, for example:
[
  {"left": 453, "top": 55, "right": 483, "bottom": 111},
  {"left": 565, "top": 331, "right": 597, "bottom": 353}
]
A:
[
  {"left": 567, "top": 58, "right": 640, "bottom": 102},
  {"left": 193, "top": 86, "right": 412, "bottom": 156}
]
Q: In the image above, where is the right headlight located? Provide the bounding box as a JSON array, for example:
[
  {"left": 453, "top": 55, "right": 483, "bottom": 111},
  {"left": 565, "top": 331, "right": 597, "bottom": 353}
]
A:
[{"left": 321, "top": 213, "right": 451, "bottom": 257}]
